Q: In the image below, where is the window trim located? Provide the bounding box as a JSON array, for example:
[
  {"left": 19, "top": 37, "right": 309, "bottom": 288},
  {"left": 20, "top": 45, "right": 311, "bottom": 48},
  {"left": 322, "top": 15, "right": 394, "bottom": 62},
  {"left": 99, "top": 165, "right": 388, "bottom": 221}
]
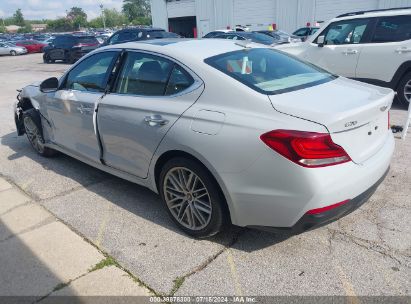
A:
[
  {"left": 204, "top": 49, "right": 337, "bottom": 96},
  {"left": 370, "top": 14, "right": 411, "bottom": 43},
  {"left": 108, "top": 49, "right": 202, "bottom": 98}
]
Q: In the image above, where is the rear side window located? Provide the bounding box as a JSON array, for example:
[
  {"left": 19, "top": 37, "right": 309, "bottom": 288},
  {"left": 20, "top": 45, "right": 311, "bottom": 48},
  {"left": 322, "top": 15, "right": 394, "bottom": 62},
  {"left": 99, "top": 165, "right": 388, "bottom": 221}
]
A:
[
  {"left": 205, "top": 48, "right": 335, "bottom": 95},
  {"left": 115, "top": 52, "right": 174, "bottom": 96},
  {"left": 115, "top": 52, "right": 194, "bottom": 96},
  {"left": 371, "top": 15, "right": 411, "bottom": 43},
  {"left": 165, "top": 66, "right": 194, "bottom": 95}
]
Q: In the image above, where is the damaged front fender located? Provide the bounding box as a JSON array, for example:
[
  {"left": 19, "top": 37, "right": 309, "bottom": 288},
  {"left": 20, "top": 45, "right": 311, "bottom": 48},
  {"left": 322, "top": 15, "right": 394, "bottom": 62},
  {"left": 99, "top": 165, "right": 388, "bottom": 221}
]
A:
[{"left": 14, "top": 84, "right": 44, "bottom": 136}]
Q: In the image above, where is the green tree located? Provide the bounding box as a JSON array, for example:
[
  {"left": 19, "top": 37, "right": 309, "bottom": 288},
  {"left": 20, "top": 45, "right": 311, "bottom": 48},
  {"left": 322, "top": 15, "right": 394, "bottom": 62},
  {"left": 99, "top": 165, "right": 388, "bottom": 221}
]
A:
[
  {"left": 122, "top": 0, "right": 151, "bottom": 22},
  {"left": 17, "top": 23, "right": 32, "bottom": 33},
  {"left": 13, "top": 9, "right": 25, "bottom": 26},
  {"left": 89, "top": 9, "right": 127, "bottom": 28},
  {"left": 67, "top": 7, "right": 87, "bottom": 29},
  {"left": 47, "top": 18, "right": 73, "bottom": 32}
]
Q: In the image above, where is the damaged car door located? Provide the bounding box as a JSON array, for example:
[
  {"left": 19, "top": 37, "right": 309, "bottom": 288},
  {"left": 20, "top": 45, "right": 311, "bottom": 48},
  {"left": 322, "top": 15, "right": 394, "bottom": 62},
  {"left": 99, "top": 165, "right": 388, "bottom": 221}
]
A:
[
  {"left": 97, "top": 51, "right": 204, "bottom": 178},
  {"left": 45, "top": 50, "right": 120, "bottom": 162}
]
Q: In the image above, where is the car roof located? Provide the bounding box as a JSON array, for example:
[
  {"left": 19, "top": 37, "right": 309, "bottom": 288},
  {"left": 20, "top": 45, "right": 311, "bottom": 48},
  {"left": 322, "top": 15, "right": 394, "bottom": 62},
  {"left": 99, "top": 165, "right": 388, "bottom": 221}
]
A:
[
  {"left": 333, "top": 7, "right": 411, "bottom": 21},
  {"left": 100, "top": 38, "right": 267, "bottom": 66},
  {"left": 115, "top": 27, "right": 165, "bottom": 32}
]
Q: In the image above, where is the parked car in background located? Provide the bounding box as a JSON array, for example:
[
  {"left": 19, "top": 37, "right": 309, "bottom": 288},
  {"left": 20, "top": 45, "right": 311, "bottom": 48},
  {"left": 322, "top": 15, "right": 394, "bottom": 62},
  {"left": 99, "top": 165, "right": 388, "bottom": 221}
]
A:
[
  {"left": 203, "top": 26, "right": 250, "bottom": 38},
  {"left": 211, "top": 32, "right": 276, "bottom": 45},
  {"left": 43, "top": 35, "right": 99, "bottom": 64},
  {"left": 277, "top": 7, "right": 411, "bottom": 106},
  {"left": 293, "top": 26, "right": 320, "bottom": 41},
  {"left": 15, "top": 39, "right": 394, "bottom": 237},
  {"left": 101, "top": 27, "right": 180, "bottom": 46},
  {"left": 0, "top": 42, "right": 27, "bottom": 56},
  {"left": 257, "top": 30, "right": 302, "bottom": 44},
  {"left": 39, "top": 37, "right": 55, "bottom": 45},
  {"left": 203, "top": 30, "right": 234, "bottom": 38},
  {"left": 15, "top": 40, "right": 47, "bottom": 53}
]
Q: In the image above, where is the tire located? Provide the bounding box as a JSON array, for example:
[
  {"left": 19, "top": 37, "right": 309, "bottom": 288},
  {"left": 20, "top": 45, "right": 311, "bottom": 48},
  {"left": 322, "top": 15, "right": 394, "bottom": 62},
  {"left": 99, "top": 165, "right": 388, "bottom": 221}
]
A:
[
  {"left": 23, "top": 109, "right": 57, "bottom": 157},
  {"left": 397, "top": 71, "right": 411, "bottom": 107},
  {"left": 10, "top": 50, "right": 17, "bottom": 56},
  {"left": 43, "top": 54, "right": 50, "bottom": 63},
  {"left": 159, "top": 157, "right": 228, "bottom": 238}
]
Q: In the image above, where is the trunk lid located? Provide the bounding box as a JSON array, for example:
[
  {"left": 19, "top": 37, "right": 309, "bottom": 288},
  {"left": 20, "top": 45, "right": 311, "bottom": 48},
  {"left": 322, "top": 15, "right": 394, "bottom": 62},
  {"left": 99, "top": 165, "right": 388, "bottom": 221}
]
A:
[{"left": 268, "top": 77, "right": 394, "bottom": 164}]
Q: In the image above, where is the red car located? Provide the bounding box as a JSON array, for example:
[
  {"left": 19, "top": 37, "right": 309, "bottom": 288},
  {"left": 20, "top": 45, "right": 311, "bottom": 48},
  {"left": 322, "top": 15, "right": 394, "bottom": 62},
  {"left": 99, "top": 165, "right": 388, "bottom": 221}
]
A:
[{"left": 15, "top": 40, "right": 47, "bottom": 53}]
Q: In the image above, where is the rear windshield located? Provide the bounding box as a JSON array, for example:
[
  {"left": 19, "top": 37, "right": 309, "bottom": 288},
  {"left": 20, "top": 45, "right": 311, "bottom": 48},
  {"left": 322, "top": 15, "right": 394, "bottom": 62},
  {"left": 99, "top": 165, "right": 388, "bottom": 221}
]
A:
[
  {"left": 248, "top": 33, "right": 276, "bottom": 45},
  {"left": 204, "top": 48, "right": 335, "bottom": 95}
]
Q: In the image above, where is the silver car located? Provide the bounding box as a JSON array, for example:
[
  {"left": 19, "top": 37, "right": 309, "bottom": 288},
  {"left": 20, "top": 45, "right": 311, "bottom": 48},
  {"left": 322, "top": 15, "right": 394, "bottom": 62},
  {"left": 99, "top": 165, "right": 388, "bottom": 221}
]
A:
[
  {"left": 0, "top": 42, "right": 27, "bottom": 56},
  {"left": 15, "top": 39, "right": 394, "bottom": 237}
]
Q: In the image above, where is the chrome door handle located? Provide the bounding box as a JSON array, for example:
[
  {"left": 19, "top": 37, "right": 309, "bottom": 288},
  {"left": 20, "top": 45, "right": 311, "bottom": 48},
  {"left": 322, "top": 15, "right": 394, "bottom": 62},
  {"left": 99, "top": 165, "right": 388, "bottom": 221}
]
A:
[
  {"left": 144, "top": 115, "right": 169, "bottom": 126},
  {"left": 395, "top": 47, "right": 411, "bottom": 54},
  {"left": 342, "top": 49, "right": 358, "bottom": 55}
]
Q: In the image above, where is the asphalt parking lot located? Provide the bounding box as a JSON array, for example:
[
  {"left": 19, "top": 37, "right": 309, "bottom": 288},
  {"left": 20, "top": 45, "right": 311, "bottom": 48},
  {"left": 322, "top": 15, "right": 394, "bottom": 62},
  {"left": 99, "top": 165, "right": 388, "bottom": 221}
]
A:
[{"left": 0, "top": 53, "right": 410, "bottom": 297}]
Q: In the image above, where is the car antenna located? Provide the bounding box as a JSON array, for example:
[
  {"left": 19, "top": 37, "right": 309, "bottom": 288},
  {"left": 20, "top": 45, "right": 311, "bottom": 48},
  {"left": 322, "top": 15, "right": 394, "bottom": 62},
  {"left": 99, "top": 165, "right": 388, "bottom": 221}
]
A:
[{"left": 235, "top": 39, "right": 253, "bottom": 49}]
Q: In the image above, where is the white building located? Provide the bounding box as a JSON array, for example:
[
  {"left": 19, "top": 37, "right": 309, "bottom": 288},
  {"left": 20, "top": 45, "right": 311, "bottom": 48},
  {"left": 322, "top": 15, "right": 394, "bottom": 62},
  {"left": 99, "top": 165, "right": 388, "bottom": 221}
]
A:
[{"left": 150, "top": 0, "right": 411, "bottom": 37}]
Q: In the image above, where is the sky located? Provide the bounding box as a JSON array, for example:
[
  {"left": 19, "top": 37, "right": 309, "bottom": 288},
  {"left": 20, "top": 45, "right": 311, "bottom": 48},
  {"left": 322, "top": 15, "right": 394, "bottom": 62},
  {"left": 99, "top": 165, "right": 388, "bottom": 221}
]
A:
[{"left": 0, "top": 0, "right": 124, "bottom": 21}]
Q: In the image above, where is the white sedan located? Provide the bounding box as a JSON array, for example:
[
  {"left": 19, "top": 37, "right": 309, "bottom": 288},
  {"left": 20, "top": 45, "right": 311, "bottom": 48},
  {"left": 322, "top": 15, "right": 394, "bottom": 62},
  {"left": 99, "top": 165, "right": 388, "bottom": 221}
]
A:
[
  {"left": 15, "top": 39, "right": 394, "bottom": 237},
  {"left": 0, "top": 42, "right": 27, "bottom": 56}
]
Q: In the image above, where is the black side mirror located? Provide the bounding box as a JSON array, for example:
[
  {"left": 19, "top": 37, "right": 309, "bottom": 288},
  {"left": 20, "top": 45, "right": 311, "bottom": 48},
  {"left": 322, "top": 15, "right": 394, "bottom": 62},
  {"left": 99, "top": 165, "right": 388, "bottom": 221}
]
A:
[{"left": 40, "top": 77, "right": 59, "bottom": 93}]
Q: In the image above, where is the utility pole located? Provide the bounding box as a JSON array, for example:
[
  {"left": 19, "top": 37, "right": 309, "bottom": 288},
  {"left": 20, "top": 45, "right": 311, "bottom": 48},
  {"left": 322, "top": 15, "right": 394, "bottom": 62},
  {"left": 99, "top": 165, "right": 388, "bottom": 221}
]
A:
[{"left": 100, "top": 4, "right": 106, "bottom": 30}]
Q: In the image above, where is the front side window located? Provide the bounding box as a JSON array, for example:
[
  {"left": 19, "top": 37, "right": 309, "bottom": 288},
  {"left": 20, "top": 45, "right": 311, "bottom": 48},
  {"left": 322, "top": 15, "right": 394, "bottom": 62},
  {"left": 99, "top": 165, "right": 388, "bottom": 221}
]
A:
[
  {"left": 371, "top": 15, "right": 411, "bottom": 43},
  {"left": 205, "top": 48, "right": 335, "bottom": 95},
  {"left": 320, "top": 19, "right": 370, "bottom": 45},
  {"left": 64, "top": 52, "right": 118, "bottom": 92}
]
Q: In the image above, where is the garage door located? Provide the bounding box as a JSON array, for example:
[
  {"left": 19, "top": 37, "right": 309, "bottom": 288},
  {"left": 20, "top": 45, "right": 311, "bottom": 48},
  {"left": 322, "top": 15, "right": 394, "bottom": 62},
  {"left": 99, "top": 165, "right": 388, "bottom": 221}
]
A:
[
  {"left": 315, "top": 0, "right": 378, "bottom": 22},
  {"left": 233, "top": 0, "right": 276, "bottom": 29},
  {"left": 167, "top": 0, "right": 196, "bottom": 18}
]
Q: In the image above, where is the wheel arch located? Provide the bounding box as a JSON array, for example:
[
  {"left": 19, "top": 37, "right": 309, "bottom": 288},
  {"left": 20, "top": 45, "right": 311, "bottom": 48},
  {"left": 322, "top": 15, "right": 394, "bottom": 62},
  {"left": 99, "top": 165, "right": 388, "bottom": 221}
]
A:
[
  {"left": 15, "top": 96, "right": 35, "bottom": 136},
  {"left": 392, "top": 61, "right": 411, "bottom": 90},
  {"left": 152, "top": 149, "right": 233, "bottom": 224}
]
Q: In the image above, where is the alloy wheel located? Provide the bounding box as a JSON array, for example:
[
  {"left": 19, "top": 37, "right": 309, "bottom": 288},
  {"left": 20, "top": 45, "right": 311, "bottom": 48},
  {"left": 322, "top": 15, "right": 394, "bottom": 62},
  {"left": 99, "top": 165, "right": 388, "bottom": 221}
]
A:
[
  {"left": 163, "top": 167, "right": 212, "bottom": 230},
  {"left": 24, "top": 117, "right": 45, "bottom": 154}
]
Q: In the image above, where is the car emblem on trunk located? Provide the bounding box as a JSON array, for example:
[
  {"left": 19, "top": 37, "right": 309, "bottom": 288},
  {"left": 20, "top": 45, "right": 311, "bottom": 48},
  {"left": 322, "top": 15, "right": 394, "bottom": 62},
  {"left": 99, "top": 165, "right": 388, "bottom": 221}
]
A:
[
  {"left": 345, "top": 121, "right": 357, "bottom": 128},
  {"left": 380, "top": 106, "right": 388, "bottom": 112}
]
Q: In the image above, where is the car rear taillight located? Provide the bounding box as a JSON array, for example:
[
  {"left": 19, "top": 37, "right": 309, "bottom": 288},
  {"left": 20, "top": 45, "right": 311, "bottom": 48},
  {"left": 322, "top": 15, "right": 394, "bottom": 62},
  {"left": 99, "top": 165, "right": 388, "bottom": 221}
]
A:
[
  {"left": 306, "top": 199, "right": 350, "bottom": 215},
  {"left": 260, "top": 130, "right": 351, "bottom": 168}
]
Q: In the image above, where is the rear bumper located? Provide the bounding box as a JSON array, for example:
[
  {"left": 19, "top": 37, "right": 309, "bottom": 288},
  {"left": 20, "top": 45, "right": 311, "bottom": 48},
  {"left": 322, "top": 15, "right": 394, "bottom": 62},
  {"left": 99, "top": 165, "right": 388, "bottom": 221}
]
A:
[
  {"left": 249, "top": 167, "right": 389, "bottom": 234},
  {"left": 222, "top": 132, "right": 394, "bottom": 228}
]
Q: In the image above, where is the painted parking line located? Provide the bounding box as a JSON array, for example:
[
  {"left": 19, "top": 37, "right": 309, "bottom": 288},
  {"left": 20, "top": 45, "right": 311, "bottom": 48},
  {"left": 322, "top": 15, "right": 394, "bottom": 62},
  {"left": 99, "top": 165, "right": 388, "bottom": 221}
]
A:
[
  {"left": 95, "top": 204, "right": 113, "bottom": 247},
  {"left": 226, "top": 249, "right": 243, "bottom": 297}
]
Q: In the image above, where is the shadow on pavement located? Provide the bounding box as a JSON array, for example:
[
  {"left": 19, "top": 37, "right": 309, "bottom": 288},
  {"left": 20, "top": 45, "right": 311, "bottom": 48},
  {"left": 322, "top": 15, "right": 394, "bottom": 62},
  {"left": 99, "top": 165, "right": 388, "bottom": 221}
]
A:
[{"left": 1, "top": 132, "right": 290, "bottom": 252}]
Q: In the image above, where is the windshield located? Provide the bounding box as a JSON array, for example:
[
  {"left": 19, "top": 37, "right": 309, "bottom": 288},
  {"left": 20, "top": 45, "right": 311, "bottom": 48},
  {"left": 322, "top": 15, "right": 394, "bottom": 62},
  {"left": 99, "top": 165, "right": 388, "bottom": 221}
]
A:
[{"left": 205, "top": 48, "right": 336, "bottom": 95}]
